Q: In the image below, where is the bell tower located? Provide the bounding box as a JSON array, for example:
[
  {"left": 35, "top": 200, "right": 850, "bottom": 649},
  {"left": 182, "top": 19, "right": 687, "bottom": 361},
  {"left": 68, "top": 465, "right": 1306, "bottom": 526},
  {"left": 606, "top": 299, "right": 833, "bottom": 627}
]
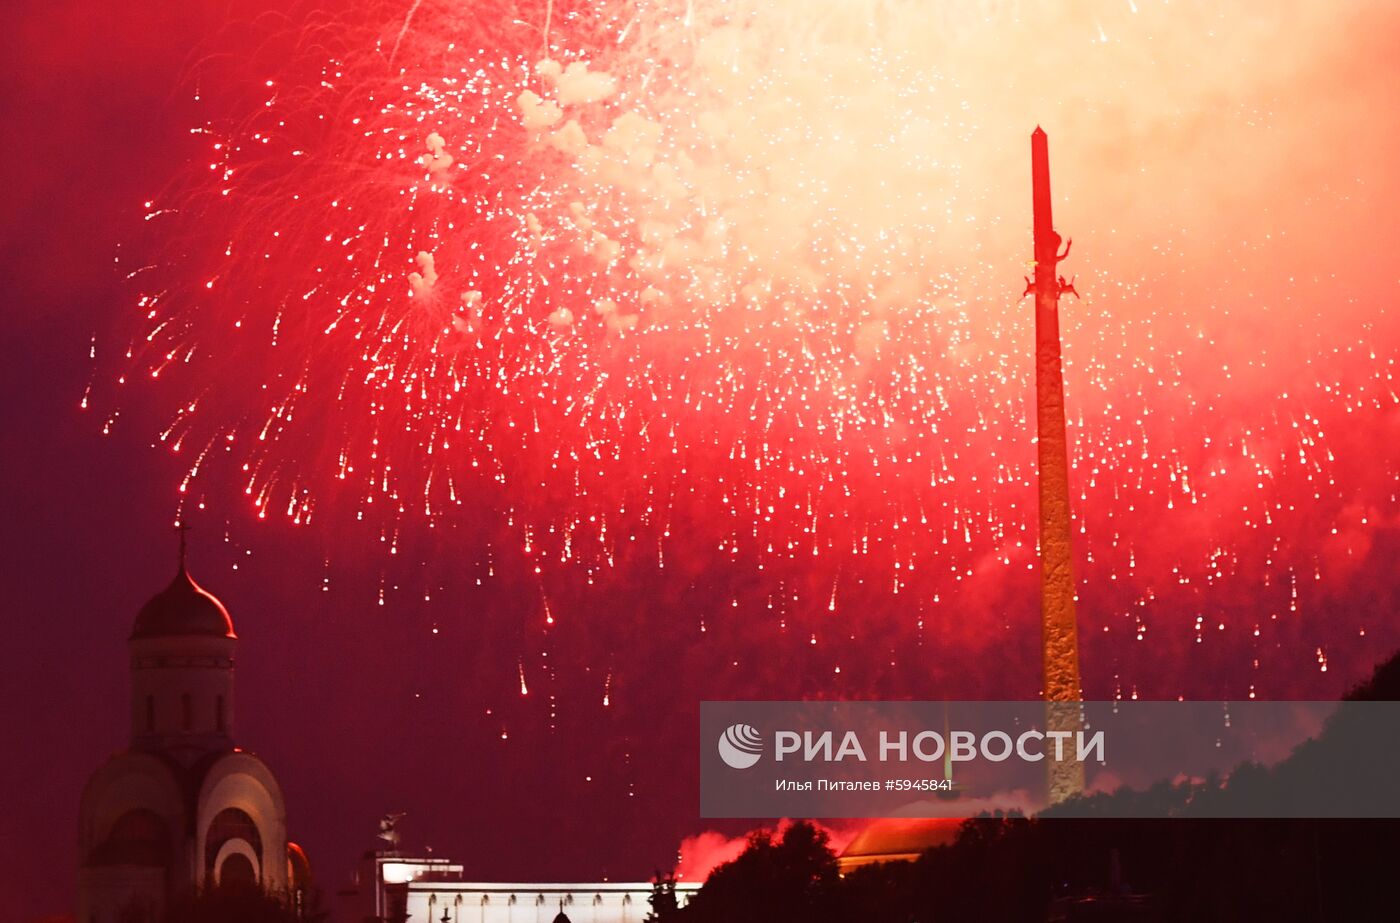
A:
[{"left": 127, "top": 526, "right": 236, "bottom": 762}]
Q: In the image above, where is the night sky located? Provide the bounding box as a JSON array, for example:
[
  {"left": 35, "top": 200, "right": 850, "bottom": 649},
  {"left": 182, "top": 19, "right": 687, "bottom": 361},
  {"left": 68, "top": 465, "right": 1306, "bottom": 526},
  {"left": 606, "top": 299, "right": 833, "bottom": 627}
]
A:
[{"left": 3, "top": 3, "right": 1399, "bottom": 921}]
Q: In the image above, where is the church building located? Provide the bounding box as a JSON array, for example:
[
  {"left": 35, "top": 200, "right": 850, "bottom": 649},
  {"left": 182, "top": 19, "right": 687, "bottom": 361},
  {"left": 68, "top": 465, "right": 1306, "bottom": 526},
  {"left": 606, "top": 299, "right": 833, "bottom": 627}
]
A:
[{"left": 77, "top": 541, "right": 311, "bottom": 922}]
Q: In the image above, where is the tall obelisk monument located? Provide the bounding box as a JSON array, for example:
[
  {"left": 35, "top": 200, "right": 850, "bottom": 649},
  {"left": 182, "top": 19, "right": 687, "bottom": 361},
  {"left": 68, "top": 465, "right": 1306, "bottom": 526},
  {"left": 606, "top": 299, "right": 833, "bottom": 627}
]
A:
[{"left": 1029, "top": 127, "right": 1084, "bottom": 801}]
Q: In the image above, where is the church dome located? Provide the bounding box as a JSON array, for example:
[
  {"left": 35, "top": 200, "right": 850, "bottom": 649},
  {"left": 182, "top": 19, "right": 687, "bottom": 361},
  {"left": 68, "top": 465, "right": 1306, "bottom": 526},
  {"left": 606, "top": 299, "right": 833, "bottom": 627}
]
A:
[{"left": 131, "top": 567, "right": 236, "bottom": 640}]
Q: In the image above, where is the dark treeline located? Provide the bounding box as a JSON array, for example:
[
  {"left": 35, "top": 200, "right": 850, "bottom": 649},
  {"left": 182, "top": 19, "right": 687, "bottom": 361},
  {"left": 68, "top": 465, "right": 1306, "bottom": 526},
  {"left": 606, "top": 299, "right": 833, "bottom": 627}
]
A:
[
  {"left": 159, "top": 884, "right": 326, "bottom": 923},
  {"left": 650, "top": 652, "right": 1400, "bottom": 922}
]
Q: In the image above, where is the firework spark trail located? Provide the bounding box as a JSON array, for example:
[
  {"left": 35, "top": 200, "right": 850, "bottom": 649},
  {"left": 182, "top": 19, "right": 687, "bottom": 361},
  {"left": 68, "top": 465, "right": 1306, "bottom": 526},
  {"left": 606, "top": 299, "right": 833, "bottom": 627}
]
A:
[
  {"left": 389, "top": 1, "right": 426, "bottom": 67},
  {"left": 102, "top": 0, "right": 1400, "bottom": 701}
]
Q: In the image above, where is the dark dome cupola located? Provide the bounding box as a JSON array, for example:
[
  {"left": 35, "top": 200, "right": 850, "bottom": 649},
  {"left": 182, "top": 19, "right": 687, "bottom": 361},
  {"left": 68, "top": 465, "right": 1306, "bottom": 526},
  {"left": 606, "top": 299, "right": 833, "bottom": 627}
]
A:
[
  {"left": 131, "top": 567, "right": 236, "bottom": 640},
  {"left": 128, "top": 528, "right": 237, "bottom": 760}
]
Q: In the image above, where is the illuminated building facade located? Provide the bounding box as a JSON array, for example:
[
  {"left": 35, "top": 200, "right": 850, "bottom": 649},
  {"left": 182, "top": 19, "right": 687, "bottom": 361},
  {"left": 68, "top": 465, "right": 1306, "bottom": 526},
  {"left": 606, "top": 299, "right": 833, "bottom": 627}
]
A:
[{"left": 342, "top": 853, "right": 699, "bottom": 923}]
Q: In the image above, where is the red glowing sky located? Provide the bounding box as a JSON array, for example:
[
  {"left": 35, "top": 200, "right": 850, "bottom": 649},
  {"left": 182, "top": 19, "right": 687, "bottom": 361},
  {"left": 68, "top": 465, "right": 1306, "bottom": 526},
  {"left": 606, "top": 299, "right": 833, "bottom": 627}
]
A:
[{"left": 1, "top": 1, "right": 1398, "bottom": 918}]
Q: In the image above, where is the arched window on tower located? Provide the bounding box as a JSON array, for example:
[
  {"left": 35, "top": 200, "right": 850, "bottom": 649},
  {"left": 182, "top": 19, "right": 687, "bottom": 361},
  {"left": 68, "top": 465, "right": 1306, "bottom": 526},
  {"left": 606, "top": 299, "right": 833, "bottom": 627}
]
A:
[
  {"left": 216, "top": 695, "right": 226, "bottom": 733},
  {"left": 181, "top": 693, "right": 192, "bottom": 732},
  {"left": 205, "top": 807, "right": 263, "bottom": 883},
  {"left": 145, "top": 695, "right": 155, "bottom": 733},
  {"left": 88, "top": 809, "right": 172, "bottom": 868}
]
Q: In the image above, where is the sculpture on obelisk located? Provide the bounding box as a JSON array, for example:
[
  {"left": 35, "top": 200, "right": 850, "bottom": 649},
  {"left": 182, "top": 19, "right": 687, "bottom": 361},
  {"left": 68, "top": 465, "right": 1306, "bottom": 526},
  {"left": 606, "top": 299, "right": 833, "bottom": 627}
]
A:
[{"left": 1027, "top": 127, "right": 1084, "bottom": 802}]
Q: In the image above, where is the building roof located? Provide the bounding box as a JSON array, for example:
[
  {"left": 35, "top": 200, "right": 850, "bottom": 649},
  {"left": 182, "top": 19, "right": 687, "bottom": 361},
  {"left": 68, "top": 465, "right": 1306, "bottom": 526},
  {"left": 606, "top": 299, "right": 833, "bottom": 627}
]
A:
[
  {"left": 837, "top": 818, "right": 962, "bottom": 871},
  {"left": 131, "top": 566, "right": 236, "bottom": 640}
]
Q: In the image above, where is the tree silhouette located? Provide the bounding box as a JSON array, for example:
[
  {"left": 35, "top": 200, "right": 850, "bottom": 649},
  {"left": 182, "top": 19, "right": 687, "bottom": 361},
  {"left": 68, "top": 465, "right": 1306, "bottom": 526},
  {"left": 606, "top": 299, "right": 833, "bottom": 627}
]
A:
[
  {"left": 678, "top": 822, "right": 840, "bottom": 923},
  {"left": 646, "top": 870, "right": 680, "bottom": 922},
  {"left": 162, "top": 884, "right": 321, "bottom": 923}
]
